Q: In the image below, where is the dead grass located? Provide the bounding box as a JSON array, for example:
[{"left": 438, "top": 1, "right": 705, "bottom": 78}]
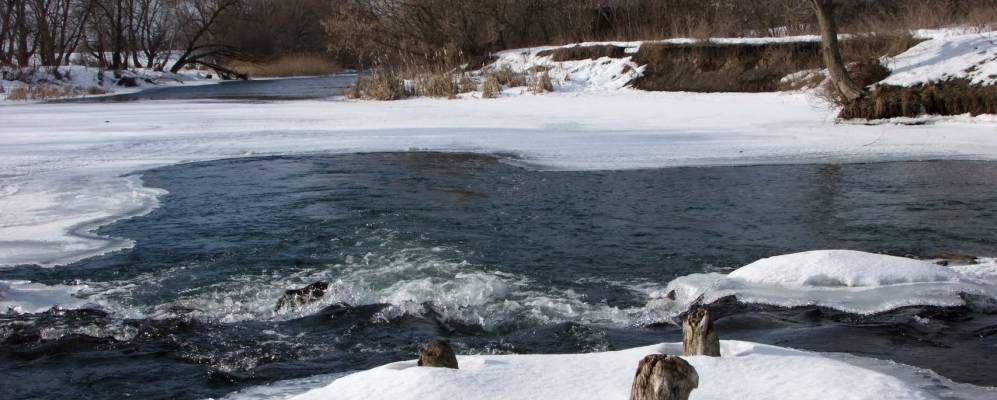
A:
[
  {"left": 528, "top": 71, "right": 554, "bottom": 94},
  {"left": 229, "top": 54, "right": 341, "bottom": 78},
  {"left": 839, "top": 79, "right": 997, "bottom": 120},
  {"left": 413, "top": 71, "right": 459, "bottom": 98},
  {"left": 345, "top": 69, "right": 409, "bottom": 100},
  {"left": 491, "top": 65, "right": 528, "bottom": 87},
  {"left": 481, "top": 74, "right": 502, "bottom": 98},
  {"left": 632, "top": 34, "right": 920, "bottom": 93},
  {"left": 6, "top": 84, "right": 106, "bottom": 101}
]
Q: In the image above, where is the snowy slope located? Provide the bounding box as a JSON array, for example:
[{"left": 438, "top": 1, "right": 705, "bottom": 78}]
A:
[
  {"left": 220, "top": 341, "right": 996, "bottom": 400},
  {"left": 881, "top": 30, "right": 997, "bottom": 86}
]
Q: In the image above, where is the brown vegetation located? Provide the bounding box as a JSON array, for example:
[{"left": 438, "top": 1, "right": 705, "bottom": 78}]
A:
[
  {"left": 345, "top": 69, "right": 408, "bottom": 100},
  {"left": 538, "top": 45, "right": 628, "bottom": 62},
  {"left": 528, "top": 71, "right": 554, "bottom": 94},
  {"left": 481, "top": 74, "right": 502, "bottom": 98},
  {"left": 321, "top": 0, "right": 996, "bottom": 68},
  {"left": 6, "top": 84, "right": 105, "bottom": 101},
  {"left": 229, "top": 54, "right": 341, "bottom": 77},
  {"left": 839, "top": 79, "right": 997, "bottom": 120},
  {"left": 631, "top": 33, "right": 918, "bottom": 93}
]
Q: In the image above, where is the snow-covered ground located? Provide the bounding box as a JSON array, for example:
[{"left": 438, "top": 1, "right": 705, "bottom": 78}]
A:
[
  {"left": 220, "top": 340, "right": 995, "bottom": 400},
  {"left": 882, "top": 30, "right": 997, "bottom": 86},
  {"left": 0, "top": 65, "right": 219, "bottom": 102}
]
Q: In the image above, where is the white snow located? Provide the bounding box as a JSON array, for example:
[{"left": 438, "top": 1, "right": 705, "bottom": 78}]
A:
[
  {"left": 729, "top": 250, "right": 961, "bottom": 287},
  {"left": 658, "top": 250, "right": 997, "bottom": 315},
  {"left": 219, "top": 340, "right": 988, "bottom": 400},
  {"left": 881, "top": 30, "right": 997, "bottom": 86}
]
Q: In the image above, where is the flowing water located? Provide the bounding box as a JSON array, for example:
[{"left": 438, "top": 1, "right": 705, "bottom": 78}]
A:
[
  {"left": 2, "top": 153, "right": 997, "bottom": 399},
  {"left": 72, "top": 74, "right": 358, "bottom": 102}
]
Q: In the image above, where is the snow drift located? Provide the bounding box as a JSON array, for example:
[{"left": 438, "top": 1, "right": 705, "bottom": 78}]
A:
[
  {"left": 221, "top": 340, "right": 994, "bottom": 400},
  {"left": 659, "top": 250, "right": 997, "bottom": 315}
]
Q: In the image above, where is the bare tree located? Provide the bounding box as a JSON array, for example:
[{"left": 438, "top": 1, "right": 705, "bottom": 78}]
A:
[
  {"left": 169, "top": 0, "right": 244, "bottom": 77},
  {"left": 808, "top": 0, "right": 863, "bottom": 101},
  {"left": 31, "top": 0, "right": 91, "bottom": 68}
]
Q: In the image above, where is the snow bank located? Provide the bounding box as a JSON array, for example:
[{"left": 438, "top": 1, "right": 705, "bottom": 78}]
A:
[
  {"left": 660, "top": 250, "right": 997, "bottom": 315},
  {"left": 881, "top": 30, "right": 997, "bottom": 86},
  {"left": 221, "top": 341, "right": 961, "bottom": 400},
  {"left": 0, "top": 65, "right": 218, "bottom": 102}
]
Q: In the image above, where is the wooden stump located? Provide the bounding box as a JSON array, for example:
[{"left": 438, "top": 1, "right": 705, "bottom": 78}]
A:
[
  {"left": 629, "top": 354, "right": 699, "bottom": 400},
  {"left": 418, "top": 340, "right": 459, "bottom": 369},
  {"left": 683, "top": 307, "right": 720, "bottom": 357}
]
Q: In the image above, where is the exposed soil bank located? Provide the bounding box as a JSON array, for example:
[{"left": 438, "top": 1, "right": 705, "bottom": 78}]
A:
[{"left": 841, "top": 79, "right": 997, "bottom": 120}]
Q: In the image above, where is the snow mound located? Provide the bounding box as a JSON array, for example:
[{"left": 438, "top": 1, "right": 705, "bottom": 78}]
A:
[
  {"left": 222, "top": 341, "right": 948, "bottom": 400},
  {"left": 729, "top": 250, "right": 961, "bottom": 287},
  {"left": 660, "top": 250, "right": 997, "bottom": 315},
  {"left": 881, "top": 30, "right": 997, "bottom": 86}
]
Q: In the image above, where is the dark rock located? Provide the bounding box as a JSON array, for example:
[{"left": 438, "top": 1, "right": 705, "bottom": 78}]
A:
[
  {"left": 417, "top": 339, "right": 458, "bottom": 369},
  {"left": 275, "top": 281, "right": 329, "bottom": 312}
]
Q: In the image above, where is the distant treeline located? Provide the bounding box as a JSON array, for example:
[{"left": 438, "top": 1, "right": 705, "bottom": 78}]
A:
[
  {"left": 324, "top": 0, "right": 997, "bottom": 66},
  {"left": 3, "top": 0, "right": 994, "bottom": 73}
]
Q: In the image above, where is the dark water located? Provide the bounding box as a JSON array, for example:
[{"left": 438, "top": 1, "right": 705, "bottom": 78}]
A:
[
  {"left": 2, "top": 153, "right": 997, "bottom": 400},
  {"left": 68, "top": 74, "right": 358, "bottom": 102}
]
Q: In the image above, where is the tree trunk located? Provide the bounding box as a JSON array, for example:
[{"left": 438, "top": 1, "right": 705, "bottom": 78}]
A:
[
  {"left": 682, "top": 307, "right": 720, "bottom": 357},
  {"left": 417, "top": 340, "right": 458, "bottom": 369},
  {"left": 809, "top": 0, "right": 863, "bottom": 102},
  {"left": 629, "top": 354, "right": 699, "bottom": 400}
]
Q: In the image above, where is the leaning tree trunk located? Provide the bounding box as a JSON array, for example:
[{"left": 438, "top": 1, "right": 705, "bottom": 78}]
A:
[{"left": 809, "top": 0, "right": 863, "bottom": 102}]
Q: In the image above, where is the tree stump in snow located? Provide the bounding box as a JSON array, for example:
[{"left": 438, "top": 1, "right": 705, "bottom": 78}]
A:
[
  {"left": 274, "top": 281, "right": 329, "bottom": 312},
  {"left": 683, "top": 307, "right": 720, "bottom": 357},
  {"left": 629, "top": 354, "right": 699, "bottom": 400},
  {"left": 418, "top": 340, "right": 459, "bottom": 369}
]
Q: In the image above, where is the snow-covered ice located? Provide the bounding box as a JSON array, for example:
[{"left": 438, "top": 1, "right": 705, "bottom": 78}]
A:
[
  {"left": 657, "top": 250, "right": 997, "bottom": 315},
  {"left": 220, "top": 340, "right": 994, "bottom": 400}
]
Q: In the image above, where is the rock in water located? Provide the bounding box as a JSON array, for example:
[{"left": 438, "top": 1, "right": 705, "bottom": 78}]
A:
[
  {"left": 417, "top": 340, "right": 459, "bottom": 369},
  {"left": 274, "top": 282, "right": 329, "bottom": 312},
  {"left": 682, "top": 307, "right": 720, "bottom": 357},
  {"left": 629, "top": 354, "right": 699, "bottom": 400}
]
